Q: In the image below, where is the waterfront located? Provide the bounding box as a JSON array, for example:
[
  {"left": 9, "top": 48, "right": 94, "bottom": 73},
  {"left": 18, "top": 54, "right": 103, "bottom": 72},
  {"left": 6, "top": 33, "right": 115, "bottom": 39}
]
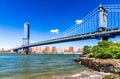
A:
[{"left": 0, "top": 54, "right": 87, "bottom": 79}]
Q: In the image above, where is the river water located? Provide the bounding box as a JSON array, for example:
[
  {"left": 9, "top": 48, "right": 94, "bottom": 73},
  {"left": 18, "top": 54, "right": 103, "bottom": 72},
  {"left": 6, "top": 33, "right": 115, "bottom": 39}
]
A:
[{"left": 0, "top": 54, "right": 87, "bottom": 79}]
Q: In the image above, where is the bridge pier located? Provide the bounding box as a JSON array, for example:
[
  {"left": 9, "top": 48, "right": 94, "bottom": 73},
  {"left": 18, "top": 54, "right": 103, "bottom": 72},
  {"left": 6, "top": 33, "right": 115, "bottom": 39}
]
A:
[
  {"left": 13, "top": 49, "right": 22, "bottom": 54},
  {"left": 22, "top": 47, "right": 29, "bottom": 54},
  {"left": 13, "top": 48, "right": 30, "bottom": 54},
  {"left": 96, "top": 36, "right": 109, "bottom": 41},
  {"left": 13, "top": 49, "right": 18, "bottom": 53}
]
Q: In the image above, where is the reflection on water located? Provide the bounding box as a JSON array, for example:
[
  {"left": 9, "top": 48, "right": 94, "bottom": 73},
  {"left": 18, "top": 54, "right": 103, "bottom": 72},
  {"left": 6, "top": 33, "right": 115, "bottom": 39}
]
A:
[{"left": 0, "top": 54, "right": 87, "bottom": 79}]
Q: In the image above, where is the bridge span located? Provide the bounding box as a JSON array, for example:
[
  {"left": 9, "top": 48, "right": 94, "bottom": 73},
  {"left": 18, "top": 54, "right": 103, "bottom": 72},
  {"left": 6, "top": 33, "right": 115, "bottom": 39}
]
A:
[{"left": 13, "top": 27, "right": 120, "bottom": 51}]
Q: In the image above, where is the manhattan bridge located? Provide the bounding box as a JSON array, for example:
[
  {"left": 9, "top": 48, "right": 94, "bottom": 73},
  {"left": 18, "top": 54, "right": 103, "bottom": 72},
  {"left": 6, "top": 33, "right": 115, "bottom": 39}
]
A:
[{"left": 13, "top": 4, "right": 120, "bottom": 54}]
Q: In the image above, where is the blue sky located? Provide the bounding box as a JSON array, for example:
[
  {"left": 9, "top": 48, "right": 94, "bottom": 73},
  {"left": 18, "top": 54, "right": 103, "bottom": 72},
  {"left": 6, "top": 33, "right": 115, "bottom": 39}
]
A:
[{"left": 0, "top": 0, "right": 120, "bottom": 50}]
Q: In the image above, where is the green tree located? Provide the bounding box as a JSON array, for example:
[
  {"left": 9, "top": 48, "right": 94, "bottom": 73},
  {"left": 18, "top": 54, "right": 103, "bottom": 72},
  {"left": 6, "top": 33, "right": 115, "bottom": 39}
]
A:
[
  {"left": 98, "top": 40, "right": 113, "bottom": 48},
  {"left": 83, "top": 46, "right": 91, "bottom": 54},
  {"left": 107, "top": 46, "right": 120, "bottom": 59},
  {"left": 85, "top": 40, "right": 120, "bottom": 59}
]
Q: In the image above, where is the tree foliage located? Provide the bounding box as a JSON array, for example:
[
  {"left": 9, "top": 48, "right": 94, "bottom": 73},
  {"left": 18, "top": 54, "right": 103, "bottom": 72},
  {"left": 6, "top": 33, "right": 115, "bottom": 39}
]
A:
[
  {"left": 83, "top": 46, "right": 91, "bottom": 54},
  {"left": 83, "top": 40, "right": 120, "bottom": 59}
]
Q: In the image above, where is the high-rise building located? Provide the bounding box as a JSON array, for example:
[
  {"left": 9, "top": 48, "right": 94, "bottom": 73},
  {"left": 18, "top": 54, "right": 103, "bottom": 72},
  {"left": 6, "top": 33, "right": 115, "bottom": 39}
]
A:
[
  {"left": 34, "top": 46, "right": 42, "bottom": 53},
  {"left": 69, "top": 46, "right": 74, "bottom": 52},
  {"left": 46, "top": 46, "right": 50, "bottom": 54},
  {"left": 23, "top": 22, "right": 30, "bottom": 46},
  {"left": 52, "top": 46, "right": 57, "bottom": 54}
]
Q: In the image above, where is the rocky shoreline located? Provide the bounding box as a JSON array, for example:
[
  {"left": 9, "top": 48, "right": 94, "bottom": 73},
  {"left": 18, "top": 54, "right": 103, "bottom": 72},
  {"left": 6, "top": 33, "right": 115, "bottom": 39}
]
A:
[
  {"left": 65, "top": 69, "right": 112, "bottom": 79},
  {"left": 50, "top": 69, "right": 113, "bottom": 79},
  {"left": 63, "top": 57, "right": 120, "bottom": 79},
  {"left": 74, "top": 57, "right": 120, "bottom": 74},
  {"left": 51, "top": 57, "right": 120, "bottom": 79}
]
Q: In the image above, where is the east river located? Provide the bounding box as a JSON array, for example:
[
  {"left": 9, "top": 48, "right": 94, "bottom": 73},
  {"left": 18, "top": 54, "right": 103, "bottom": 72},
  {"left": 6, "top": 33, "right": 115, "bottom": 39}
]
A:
[{"left": 0, "top": 54, "right": 88, "bottom": 79}]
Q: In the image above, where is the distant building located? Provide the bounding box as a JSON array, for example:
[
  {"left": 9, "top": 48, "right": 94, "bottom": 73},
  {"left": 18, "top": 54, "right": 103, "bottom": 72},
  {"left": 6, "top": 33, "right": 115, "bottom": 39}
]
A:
[
  {"left": 46, "top": 46, "right": 50, "bottom": 53},
  {"left": 34, "top": 47, "right": 38, "bottom": 53},
  {"left": 78, "top": 48, "right": 83, "bottom": 53},
  {"left": 10, "top": 49, "right": 14, "bottom": 53},
  {"left": 29, "top": 48, "right": 32, "bottom": 52},
  {"left": 34, "top": 46, "right": 42, "bottom": 53},
  {"left": 31, "top": 47, "right": 35, "bottom": 53},
  {"left": 52, "top": 46, "right": 57, "bottom": 54},
  {"left": 1, "top": 48, "right": 4, "bottom": 51},
  {"left": 64, "top": 49, "right": 69, "bottom": 53},
  {"left": 57, "top": 47, "right": 63, "bottom": 54},
  {"left": 69, "top": 46, "right": 74, "bottom": 52},
  {"left": 39, "top": 47, "right": 42, "bottom": 53},
  {"left": 42, "top": 48, "right": 46, "bottom": 54},
  {"left": 42, "top": 46, "right": 51, "bottom": 54}
]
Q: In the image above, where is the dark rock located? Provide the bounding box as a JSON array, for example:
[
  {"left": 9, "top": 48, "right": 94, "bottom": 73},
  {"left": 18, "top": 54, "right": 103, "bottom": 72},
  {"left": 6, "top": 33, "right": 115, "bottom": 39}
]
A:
[{"left": 74, "top": 57, "right": 120, "bottom": 74}]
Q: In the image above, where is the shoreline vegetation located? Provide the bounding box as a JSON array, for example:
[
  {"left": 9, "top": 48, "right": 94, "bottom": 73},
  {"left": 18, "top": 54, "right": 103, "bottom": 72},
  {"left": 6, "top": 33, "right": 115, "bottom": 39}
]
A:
[
  {"left": 0, "top": 50, "right": 9, "bottom": 53},
  {"left": 83, "top": 40, "right": 120, "bottom": 59}
]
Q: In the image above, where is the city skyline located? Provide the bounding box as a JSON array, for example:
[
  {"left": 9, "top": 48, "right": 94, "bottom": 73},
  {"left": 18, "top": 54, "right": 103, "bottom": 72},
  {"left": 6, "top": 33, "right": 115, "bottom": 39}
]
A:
[
  {"left": 28, "top": 46, "right": 83, "bottom": 54},
  {"left": 0, "top": 0, "right": 120, "bottom": 49}
]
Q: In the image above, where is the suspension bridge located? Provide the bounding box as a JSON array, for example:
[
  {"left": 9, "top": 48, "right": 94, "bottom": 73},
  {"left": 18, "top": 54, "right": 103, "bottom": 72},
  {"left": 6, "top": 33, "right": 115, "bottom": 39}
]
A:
[{"left": 13, "top": 4, "right": 120, "bottom": 54}]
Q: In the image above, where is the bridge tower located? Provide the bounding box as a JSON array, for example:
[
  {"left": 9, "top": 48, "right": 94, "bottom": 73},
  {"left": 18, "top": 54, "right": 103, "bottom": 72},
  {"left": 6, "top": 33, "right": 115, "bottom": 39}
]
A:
[
  {"left": 23, "top": 22, "right": 30, "bottom": 45},
  {"left": 98, "top": 4, "right": 107, "bottom": 31},
  {"left": 22, "top": 22, "right": 30, "bottom": 54},
  {"left": 98, "top": 4, "right": 109, "bottom": 40}
]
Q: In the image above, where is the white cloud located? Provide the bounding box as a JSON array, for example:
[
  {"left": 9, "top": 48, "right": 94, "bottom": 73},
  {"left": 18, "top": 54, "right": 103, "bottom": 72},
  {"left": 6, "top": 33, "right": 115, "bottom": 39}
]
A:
[
  {"left": 50, "top": 29, "right": 59, "bottom": 34},
  {"left": 51, "top": 37, "right": 56, "bottom": 39},
  {"left": 64, "top": 35, "right": 67, "bottom": 37},
  {"left": 75, "top": 19, "right": 83, "bottom": 24}
]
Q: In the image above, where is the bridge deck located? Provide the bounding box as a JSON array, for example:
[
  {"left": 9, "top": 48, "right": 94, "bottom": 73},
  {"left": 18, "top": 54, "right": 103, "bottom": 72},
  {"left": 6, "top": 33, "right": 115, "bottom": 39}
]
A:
[{"left": 14, "top": 28, "right": 120, "bottom": 50}]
